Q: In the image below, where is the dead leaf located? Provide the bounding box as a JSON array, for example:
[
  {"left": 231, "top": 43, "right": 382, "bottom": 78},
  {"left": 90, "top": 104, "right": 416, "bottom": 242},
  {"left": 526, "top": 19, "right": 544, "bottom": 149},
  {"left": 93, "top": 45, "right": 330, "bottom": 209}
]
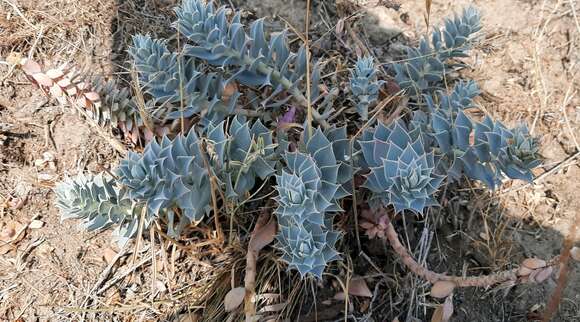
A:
[
  {"left": 518, "top": 258, "right": 547, "bottom": 276},
  {"left": 32, "top": 73, "right": 54, "bottom": 87},
  {"left": 529, "top": 266, "right": 553, "bottom": 283},
  {"left": 336, "top": 18, "right": 345, "bottom": 35},
  {"left": 21, "top": 59, "right": 41, "bottom": 75},
  {"left": 154, "top": 280, "right": 167, "bottom": 293},
  {"left": 522, "top": 258, "right": 547, "bottom": 269},
  {"left": 45, "top": 69, "right": 64, "bottom": 79},
  {"left": 8, "top": 196, "right": 27, "bottom": 210},
  {"left": 84, "top": 91, "right": 100, "bottom": 102},
  {"left": 348, "top": 277, "right": 373, "bottom": 298},
  {"left": 248, "top": 218, "right": 277, "bottom": 253},
  {"left": 29, "top": 220, "right": 44, "bottom": 229},
  {"left": 177, "top": 313, "right": 200, "bottom": 322},
  {"left": 430, "top": 281, "right": 455, "bottom": 298},
  {"left": 222, "top": 82, "right": 238, "bottom": 102},
  {"left": 224, "top": 286, "right": 245, "bottom": 312},
  {"left": 0, "top": 220, "right": 26, "bottom": 254},
  {"left": 105, "top": 289, "right": 121, "bottom": 305},
  {"left": 431, "top": 306, "right": 443, "bottom": 322},
  {"left": 570, "top": 246, "right": 580, "bottom": 261},
  {"left": 333, "top": 292, "right": 347, "bottom": 301},
  {"left": 431, "top": 295, "right": 454, "bottom": 322},
  {"left": 424, "top": 0, "right": 432, "bottom": 27},
  {"left": 102, "top": 247, "right": 117, "bottom": 264}
]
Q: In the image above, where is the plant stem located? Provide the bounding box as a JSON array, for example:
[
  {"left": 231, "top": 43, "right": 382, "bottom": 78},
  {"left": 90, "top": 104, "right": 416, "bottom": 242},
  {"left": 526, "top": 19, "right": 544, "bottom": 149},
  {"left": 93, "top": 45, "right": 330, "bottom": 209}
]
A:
[
  {"left": 383, "top": 213, "right": 560, "bottom": 287},
  {"left": 233, "top": 49, "right": 330, "bottom": 129}
]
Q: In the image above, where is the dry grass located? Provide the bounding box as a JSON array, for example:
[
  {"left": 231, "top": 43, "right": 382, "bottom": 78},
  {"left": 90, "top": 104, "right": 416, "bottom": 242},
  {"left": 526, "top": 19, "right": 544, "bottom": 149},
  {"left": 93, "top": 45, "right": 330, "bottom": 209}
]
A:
[{"left": 0, "top": 0, "right": 579, "bottom": 321}]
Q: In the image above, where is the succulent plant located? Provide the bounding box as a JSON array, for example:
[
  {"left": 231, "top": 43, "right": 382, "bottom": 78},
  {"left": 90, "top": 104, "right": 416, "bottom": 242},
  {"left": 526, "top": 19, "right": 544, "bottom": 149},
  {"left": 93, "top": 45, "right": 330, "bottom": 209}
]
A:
[
  {"left": 349, "top": 56, "right": 384, "bottom": 120},
  {"left": 43, "top": 1, "right": 545, "bottom": 286},
  {"left": 175, "top": 0, "right": 321, "bottom": 102},
  {"left": 276, "top": 216, "right": 341, "bottom": 278},
  {"left": 424, "top": 83, "right": 541, "bottom": 187},
  {"left": 206, "top": 116, "right": 277, "bottom": 200},
  {"left": 425, "top": 80, "right": 480, "bottom": 113},
  {"left": 359, "top": 120, "right": 444, "bottom": 213},
  {"left": 55, "top": 172, "right": 133, "bottom": 231},
  {"left": 89, "top": 77, "right": 144, "bottom": 137},
  {"left": 116, "top": 127, "right": 212, "bottom": 235},
  {"left": 274, "top": 128, "right": 351, "bottom": 278},
  {"left": 129, "top": 34, "right": 239, "bottom": 125},
  {"left": 393, "top": 6, "right": 481, "bottom": 97},
  {"left": 465, "top": 118, "right": 541, "bottom": 187},
  {"left": 500, "top": 124, "right": 542, "bottom": 181},
  {"left": 54, "top": 172, "right": 146, "bottom": 245}
]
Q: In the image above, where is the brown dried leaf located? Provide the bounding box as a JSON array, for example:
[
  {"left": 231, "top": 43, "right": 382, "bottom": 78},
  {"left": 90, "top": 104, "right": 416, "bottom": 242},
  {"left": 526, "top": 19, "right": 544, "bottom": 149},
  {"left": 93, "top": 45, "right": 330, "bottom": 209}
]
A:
[
  {"left": 50, "top": 84, "right": 63, "bottom": 97},
  {"left": 0, "top": 220, "right": 26, "bottom": 254},
  {"left": 348, "top": 277, "right": 373, "bottom": 298},
  {"left": 177, "top": 313, "right": 200, "bottom": 322},
  {"left": 431, "top": 306, "right": 443, "bottom": 322},
  {"left": 249, "top": 218, "right": 277, "bottom": 253},
  {"left": 21, "top": 59, "right": 41, "bottom": 75},
  {"left": 77, "top": 81, "right": 89, "bottom": 90},
  {"left": 431, "top": 295, "right": 454, "bottom": 322},
  {"left": 336, "top": 18, "right": 345, "bottom": 35},
  {"left": 518, "top": 258, "right": 547, "bottom": 276},
  {"left": 333, "top": 292, "right": 347, "bottom": 301},
  {"left": 430, "top": 281, "right": 455, "bottom": 298},
  {"left": 222, "top": 82, "right": 238, "bottom": 102},
  {"left": 224, "top": 287, "right": 245, "bottom": 312},
  {"left": 32, "top": 73, "right": 54, "bottom": 87},
  {"left": 65, "top": 86, "right": 78, "bottom": 96},
  {"left": 522, "top": 258, "right": 547, "bottom": 269},
  {"left": 57, "top": 78, "right": 71, "bottom": 88},
  {"left": 102, "top": 247, "right": 117, "bottom": 264},
  {"left": 45, "top": 69, "right": 64, "bottom": 79},
  {"left": 84, "top": 91, "right": 100, "bottom": 102},
  {"left": 29, "top": 220, "right": 44, "bottom": 229},
  {"left": 571, "top": 247, "right": 580, "bottom": 261},
  {"left": 530, "top": 266, "right": 553, "bottom": 283}
]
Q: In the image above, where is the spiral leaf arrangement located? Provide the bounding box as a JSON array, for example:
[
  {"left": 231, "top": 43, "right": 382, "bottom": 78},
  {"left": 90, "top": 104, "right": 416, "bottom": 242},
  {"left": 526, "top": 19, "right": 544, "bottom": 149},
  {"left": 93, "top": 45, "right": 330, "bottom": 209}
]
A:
[
  {"left": 38, "top": 2, "right": 542, "bottom": 280},
  {"left": 393, "top": 6, "right": 481, "bottom": 97},
  {"left": 129, "top": 35, "right": 239, "bottom": 126},
  {"left": 274, "top": 128, "right": 351, "bottom": 278},
  {"left": 349, "top": 56, "right": 384, "bottom": 120},
  {"left": 359, "top": 121, "right": 444, "bottom": 213},
  {"left": 206, "top": 116, "right": 277, "bottom": 200},
  {"left": 413, "top": 82, "right": 541, "bottom": 188},
  {"left": 54, "top": 173, "right": 142, "bottom": 245},
  {"left": 116, "top": 128, "right": 212, "bottom": 236},
  {"left": 175, "top": 0, "right": 322, "bottom": 107}
]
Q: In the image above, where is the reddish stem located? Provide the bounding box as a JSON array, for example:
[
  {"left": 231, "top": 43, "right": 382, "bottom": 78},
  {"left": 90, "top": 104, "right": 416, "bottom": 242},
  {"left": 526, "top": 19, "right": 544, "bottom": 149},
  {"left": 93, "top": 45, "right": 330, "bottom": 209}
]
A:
[{"left": 384, "top": 215, "right": 560, "bottom": 288}]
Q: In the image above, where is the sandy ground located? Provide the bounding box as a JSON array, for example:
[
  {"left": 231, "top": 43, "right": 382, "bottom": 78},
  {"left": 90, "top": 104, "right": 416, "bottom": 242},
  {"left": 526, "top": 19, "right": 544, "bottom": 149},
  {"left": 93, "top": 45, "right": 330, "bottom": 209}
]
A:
[{"left": 0, "top": 0, "right": 579, "bottom": 321}]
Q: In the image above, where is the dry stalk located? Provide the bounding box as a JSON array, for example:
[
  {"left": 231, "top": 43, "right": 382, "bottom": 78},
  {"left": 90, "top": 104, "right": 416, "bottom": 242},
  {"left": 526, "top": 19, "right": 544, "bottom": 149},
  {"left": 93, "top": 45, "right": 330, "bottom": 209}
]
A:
[
  {"left": 382, "top": 209, "right": 560, "bottom": 288},
  {"left": 244, "top": 212, "right": 276, "bottom": 322},
  {"left": 541, "top": 210, "right": 579, "bottom": 321}
]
